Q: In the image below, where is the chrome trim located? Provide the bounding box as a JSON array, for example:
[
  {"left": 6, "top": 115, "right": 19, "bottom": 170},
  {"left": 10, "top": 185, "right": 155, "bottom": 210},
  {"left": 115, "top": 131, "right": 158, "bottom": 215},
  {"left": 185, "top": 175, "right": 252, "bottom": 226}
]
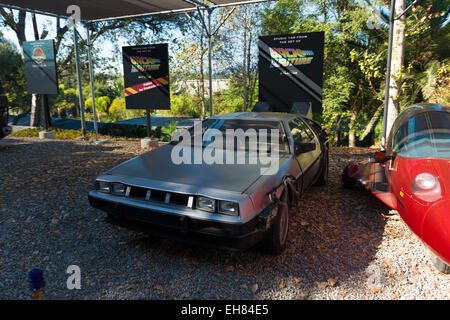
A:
[{"left": 89, "top": 190, "right": 257, "bottom": 224}]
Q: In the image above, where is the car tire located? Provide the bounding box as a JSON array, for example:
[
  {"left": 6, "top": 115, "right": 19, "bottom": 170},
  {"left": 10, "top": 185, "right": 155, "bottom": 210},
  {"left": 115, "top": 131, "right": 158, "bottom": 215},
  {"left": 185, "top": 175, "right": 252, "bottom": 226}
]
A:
[
  {"left": 264, "top": 191, "right": 289, "bottom": 255},
  {"left": 314, "top": 150, "right": 329, "bottom": 186},
  {"left": 431, "top": 253, "right": 450, "bottom": 274}
]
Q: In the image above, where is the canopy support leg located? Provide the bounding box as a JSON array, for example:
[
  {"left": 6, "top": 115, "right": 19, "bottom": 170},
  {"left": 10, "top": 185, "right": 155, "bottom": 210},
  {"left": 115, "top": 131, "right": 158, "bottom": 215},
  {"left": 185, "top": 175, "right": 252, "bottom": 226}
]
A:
[
  {"left": 73, "top": 26, "right": 86, "bottom": 137},
  {"left": 207, "top": 9, "right": 213, "bottom": 117},
  {"left": 86, "top": 23, "right": 99, "bottom": 142}
]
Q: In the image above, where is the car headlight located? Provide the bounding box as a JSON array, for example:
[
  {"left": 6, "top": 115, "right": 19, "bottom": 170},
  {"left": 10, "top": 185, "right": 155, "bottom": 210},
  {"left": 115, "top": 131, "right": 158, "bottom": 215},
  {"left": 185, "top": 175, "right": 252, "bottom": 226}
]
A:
[
  {"left": 411, "top": 173, "right": 442, "bottom": 202},
  {"left": 197, "top": 196, "right": 216, "bottom": 212},
  {"left": 97, "top": 181, "right": 110, "bottom": 193},
  {"left": 218, "top": 201, "right": 239, "bottom": 216},
  {"left": 111, "top": 183, "right": 126, "bottom": 195}
]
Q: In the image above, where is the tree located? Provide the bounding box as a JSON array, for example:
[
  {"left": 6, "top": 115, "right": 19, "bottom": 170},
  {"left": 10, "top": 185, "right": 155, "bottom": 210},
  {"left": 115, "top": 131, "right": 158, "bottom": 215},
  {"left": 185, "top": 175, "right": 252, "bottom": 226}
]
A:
[
  {"left": 385, "top": 0, "right": 406, "bottom": 141},
  {"left": 0, "top": 32, "right": 29, "bottom": 112}
]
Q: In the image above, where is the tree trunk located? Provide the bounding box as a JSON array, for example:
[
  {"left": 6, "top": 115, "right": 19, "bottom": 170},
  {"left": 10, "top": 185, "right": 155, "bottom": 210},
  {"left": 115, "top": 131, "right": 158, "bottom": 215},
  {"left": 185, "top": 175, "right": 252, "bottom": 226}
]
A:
[
  {"left": 30, "top": 95, "right": 41, "bottom": 127},
  {"left": 385, "top": 0, "right": 406, "bottom": 139},
  {"left": 360, "top": 103, "right": 384, "bottom": 141},
  {"left": 348, "top": 109, "right": 357, "bottom": 147}
]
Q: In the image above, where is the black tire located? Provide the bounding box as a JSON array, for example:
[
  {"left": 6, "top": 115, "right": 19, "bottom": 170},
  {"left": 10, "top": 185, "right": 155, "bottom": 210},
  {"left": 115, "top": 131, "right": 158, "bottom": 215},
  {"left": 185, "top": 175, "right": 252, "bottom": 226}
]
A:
[
  {"left": 431, "top": 253, "right": 450, "bottom": 274},
  {"left": 264, "top": 191, "right": 289, "bottom": 254},
  {"left": 314, "top": 150, "right": 329, "bottom": 186}
]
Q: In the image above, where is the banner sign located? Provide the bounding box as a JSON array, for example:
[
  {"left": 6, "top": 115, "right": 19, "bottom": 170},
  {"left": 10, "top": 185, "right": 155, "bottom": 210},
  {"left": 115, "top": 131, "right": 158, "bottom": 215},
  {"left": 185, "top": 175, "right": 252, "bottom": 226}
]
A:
[
  {"left": 23, "top": 40, "right": 58, "bottom": 95},
  {"left": 122, "top": 44, "right": 170, "bottom": 110},
  {"left": 258, "top": 32, "right": 324, "bottom": 114}
]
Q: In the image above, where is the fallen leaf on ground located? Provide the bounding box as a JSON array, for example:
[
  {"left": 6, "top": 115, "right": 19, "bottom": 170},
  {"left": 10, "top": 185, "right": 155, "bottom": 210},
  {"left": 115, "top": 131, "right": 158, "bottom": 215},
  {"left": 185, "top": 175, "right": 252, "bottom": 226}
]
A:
[
  {"left": 371, "top": 287, "right": 383, "bottom": 294},
  {"left": 127, "top": 284, "right": 138, "bottom": 290},
  {"left": 327, "top": 278, "right": 338, "bottom": 287},
  {"left": 226, "top": 265, "right": 234, "bottom": 272},
  {"left": 317, "top": 282, "right": 328, "bottom": 289}
]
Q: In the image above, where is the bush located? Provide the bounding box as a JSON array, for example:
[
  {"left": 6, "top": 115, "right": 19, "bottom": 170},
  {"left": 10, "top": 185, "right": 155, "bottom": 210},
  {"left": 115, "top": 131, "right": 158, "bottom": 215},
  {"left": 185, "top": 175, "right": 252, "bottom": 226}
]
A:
[{"left": 11, "top": 127, "right": 106, "bottom": 140}]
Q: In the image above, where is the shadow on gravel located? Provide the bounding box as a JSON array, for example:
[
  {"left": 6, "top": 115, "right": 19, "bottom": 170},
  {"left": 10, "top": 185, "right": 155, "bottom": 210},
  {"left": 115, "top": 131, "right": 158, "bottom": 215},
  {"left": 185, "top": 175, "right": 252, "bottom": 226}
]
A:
[{"left": 0, "top": 138, "right": 388, "bottom": 299}]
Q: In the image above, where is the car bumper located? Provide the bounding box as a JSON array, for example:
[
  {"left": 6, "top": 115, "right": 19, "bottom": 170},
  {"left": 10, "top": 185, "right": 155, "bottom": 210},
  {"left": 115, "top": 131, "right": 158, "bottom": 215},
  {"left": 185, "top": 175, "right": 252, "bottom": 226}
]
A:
[{"left": 88, "top": 191, "right": 277, "bottom": 251}]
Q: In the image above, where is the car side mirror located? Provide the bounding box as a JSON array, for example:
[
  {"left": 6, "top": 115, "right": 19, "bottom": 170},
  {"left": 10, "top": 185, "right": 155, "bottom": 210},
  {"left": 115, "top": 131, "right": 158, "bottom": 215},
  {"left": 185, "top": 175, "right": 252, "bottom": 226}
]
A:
[
  {"left": 371, "top": 151, "right": 392, "bottom": 163},
  {"left": 294, "top": 142, "right": 316, "bottom": 155}
]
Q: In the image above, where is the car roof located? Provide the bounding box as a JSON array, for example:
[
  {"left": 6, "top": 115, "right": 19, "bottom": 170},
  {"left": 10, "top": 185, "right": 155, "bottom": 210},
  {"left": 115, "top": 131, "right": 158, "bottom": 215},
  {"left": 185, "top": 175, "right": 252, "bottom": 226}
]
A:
[
  {"left": 209, "top": 112, "right": 300, "bottom": 122},
  {"left": 388, "top": 103, "right": 449, "bottom": 143}
]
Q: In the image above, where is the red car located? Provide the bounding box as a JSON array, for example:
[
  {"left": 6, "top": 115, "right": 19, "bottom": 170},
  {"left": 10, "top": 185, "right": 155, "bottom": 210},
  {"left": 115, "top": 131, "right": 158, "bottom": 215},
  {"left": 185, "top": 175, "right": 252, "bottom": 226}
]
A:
[{"left": 343, "top": 104, "right": 450, "bottom": 273}]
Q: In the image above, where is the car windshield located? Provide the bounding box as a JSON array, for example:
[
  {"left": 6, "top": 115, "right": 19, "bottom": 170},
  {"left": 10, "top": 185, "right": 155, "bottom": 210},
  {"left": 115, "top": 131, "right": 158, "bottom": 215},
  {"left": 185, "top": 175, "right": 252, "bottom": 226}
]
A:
[
  {"left": 392, "top": 111, "right": 450, "bottom": 159},
  {"left": 178, "top": 119, "right": 289, "bottom": 153}
]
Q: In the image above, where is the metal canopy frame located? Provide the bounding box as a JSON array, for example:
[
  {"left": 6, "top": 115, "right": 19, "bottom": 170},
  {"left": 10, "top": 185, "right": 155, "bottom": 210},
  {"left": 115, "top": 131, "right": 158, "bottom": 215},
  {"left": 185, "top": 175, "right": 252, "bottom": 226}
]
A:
[{"left": 0, "top": 0, "right": 268, "bottom": 140}]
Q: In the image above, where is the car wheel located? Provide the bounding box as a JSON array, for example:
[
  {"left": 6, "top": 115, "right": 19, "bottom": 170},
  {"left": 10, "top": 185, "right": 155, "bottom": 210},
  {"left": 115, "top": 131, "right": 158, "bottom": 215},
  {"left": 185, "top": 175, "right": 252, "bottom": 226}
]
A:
[
  {"left": 264, "top": 191, "right": 289, "bottom": 254},
  {"left": 314, "top": 150, "right": 329, "bottom": 186},
  {"left": 431, "top": 253, "right": 450, "bottom": 274}
]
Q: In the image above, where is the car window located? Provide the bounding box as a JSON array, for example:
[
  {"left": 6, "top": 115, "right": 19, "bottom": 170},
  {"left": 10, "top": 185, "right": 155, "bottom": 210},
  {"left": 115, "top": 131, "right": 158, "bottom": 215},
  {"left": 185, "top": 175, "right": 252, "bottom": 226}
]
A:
[
  {"left": 183, "top": 119, "right": 289, "bottom": 153},
  {"left": 288, "top": 118, "right": 315, "bottom": 143},
  {"left": 392, "top": 111, "right": 450, "bottom": 159}
]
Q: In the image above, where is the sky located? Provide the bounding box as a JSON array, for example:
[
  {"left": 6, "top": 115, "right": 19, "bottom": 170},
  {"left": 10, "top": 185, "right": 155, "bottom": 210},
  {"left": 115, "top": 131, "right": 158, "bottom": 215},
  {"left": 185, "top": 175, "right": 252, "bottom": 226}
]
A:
[{"left": 1, "top": 10, "right": 184, "bottom": 75}]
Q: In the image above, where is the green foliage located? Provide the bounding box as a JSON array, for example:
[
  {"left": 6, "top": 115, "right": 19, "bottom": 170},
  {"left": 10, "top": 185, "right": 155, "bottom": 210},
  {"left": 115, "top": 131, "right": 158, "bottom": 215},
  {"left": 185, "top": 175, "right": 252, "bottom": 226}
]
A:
[
  {"left": 0, "top": 33, "right": 29, "bottom": 112},
  {"left": 160, "top": 121, "right": 178, "bottom": 142},
  {"left": 106, "top": 97, "right": 145, "bottom": 122},
  {"left": 11, "top": 127, "right": 99, "bottom": 140},
  {"left": 166, "top": 94, "right": 201, "bottom": 118}
]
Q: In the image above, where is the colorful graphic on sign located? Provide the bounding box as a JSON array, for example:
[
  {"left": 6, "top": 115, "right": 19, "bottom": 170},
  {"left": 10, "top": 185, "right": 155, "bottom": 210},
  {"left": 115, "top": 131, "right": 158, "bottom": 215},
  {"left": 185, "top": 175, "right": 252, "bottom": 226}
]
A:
[
  {"left": 124, "top": 76, "right": 169, "bottom": 96},
  {"left": 269, "top": 48, "right": 314, "bottom": 68},
  {"left": 130, "top": 56, "right": 161, "bottom": 72},
  {"left": 31, "top": 48, "right": 47, "bottom": 65},
  {"left": 122, "top": 44, "right": 170, "bottom": 110}
]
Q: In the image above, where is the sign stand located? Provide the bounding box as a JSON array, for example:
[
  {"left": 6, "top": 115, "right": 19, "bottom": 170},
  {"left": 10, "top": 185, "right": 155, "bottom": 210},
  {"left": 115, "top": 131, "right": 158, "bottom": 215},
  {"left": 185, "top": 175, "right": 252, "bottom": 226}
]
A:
[
  {"left": 38, "top": 94, "right": 56, "bottom": 139},
  {"left": 146, "top": 107, "right": 152, "bottom": 138},
  {"left": 141, "top": 108, "right": 158, "bottom": 149}
]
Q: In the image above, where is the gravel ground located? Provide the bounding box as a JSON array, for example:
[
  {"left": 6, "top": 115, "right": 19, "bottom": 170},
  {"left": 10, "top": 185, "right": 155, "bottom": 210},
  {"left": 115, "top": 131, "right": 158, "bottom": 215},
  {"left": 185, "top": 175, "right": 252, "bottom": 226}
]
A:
[{"left": 0, "top": 137, "right": 449, "bottom": 300}]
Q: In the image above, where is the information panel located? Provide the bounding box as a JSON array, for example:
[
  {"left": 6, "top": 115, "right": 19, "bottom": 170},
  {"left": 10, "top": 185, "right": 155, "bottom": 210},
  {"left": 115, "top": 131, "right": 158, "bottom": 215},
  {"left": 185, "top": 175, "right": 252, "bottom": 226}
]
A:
[
  {"left": 23, "top": 39, "right": 58, "bottom": 95},
  {"left": 122, "top": 44, "right": 170, "bottom": 110},
  {"left": 258, "top": 32, "right": 324, "bottom": 114}
]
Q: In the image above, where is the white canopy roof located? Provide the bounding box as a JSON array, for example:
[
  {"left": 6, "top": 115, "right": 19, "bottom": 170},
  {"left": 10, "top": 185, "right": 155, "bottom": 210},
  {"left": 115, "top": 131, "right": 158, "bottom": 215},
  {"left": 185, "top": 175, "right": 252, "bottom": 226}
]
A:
[{"left": 0, "top": 0, "right": 266, "bottom": 22}]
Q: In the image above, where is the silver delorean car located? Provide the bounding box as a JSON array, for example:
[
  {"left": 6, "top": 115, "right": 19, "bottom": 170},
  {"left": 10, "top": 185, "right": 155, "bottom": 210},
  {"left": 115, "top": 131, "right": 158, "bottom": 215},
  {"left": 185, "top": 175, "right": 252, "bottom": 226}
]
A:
[{"left": 88, "top": 111, "right": 329, "bottom": 253}]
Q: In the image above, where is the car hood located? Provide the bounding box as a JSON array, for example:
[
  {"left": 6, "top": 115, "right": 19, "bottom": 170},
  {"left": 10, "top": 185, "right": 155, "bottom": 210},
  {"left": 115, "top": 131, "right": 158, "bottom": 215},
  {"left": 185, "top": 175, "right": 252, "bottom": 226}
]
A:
[{"left": 104, "top": 144, "right": 287, "bottom": 194}]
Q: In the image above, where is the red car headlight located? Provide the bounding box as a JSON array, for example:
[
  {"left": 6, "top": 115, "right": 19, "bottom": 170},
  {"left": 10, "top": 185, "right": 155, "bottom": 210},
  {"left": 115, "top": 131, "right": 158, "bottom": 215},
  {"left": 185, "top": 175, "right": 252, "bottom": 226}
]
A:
[{"left": 411, "top": 173, "right": 442, "bottom": 202}]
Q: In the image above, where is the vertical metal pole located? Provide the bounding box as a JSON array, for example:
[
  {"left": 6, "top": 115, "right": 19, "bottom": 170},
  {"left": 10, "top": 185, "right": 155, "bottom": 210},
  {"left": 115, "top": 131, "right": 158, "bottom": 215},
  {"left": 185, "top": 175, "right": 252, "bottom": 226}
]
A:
[
  {"left": 74, "top": 26, "right": 86, "bottom": 137},
  {"left": 381, "top": 0, "right": 396, "bottom": 151},
  {"left": 207, "top": 9, "right": 213, "bottom": 117},
  {"left": 86, "top": 23, "right": 99, "bottom": 141}
]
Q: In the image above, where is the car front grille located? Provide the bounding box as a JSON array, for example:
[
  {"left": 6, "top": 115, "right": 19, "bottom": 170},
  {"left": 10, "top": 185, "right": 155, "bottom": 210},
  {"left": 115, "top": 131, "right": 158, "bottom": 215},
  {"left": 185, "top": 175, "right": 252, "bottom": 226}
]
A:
[{"left": 126, "top": 185, "right": 193, "bottom": 208}]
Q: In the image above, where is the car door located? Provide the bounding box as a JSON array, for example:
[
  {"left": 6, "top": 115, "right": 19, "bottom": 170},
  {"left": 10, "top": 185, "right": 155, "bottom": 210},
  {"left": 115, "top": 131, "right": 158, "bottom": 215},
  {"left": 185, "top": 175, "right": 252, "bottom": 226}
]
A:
[{"left": 288, "top": 117, "right": 322, "bottom": 192}]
